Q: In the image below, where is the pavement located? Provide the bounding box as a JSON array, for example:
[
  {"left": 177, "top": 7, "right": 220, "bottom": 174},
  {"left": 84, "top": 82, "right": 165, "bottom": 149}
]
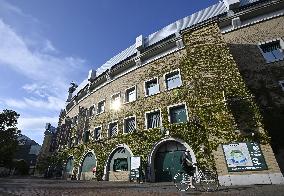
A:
[{"left": 0, "top": 177, "right": 284, "bottom": 196}]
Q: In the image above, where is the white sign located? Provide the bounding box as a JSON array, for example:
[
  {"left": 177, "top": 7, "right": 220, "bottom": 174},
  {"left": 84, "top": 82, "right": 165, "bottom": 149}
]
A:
[
  {"left": 130, "top": 156, "right": 141, "bottom": 170},
  {"left": 223, "top": 143, "right": 253, "bottom": 168}
]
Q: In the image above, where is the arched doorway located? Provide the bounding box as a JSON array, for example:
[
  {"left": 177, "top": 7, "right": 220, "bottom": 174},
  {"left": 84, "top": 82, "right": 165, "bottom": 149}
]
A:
[
  {"left": 79, "top": 152, "right": 96, "bottom": 180},
  {"left": 105, "top": 145, "right": 133, "bottom": 181},
  {"left": 65, "top": 156, "right": 74, "bottom": 178},
  {"left": 149, "top": 138, "right": 196, "bottom": 182}
]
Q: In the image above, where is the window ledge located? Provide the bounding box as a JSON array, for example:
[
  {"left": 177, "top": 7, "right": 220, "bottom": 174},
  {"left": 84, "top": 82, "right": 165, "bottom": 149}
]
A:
[
  {"left": 145, "top": 91, "right": 161, "bottom": 98},
  {"left": 123, "top": 100, "right": 136, "bottom": 105},
  {"left": 96, "top": 111, "right": 104, "bottom": 116},
  {"left": 165, "top": 85, "right": 183, "bottom": 92}
]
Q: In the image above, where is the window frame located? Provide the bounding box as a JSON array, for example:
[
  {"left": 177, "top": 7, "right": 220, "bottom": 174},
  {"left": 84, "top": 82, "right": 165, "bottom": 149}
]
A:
[
  {"left": 164, "top": 69, "right": 183, "bottom": 91},
  {"left": 108, "top": 120, "right": 119, "bottom": 138},
  {"left": 144, "top": 77, "right": 160, "bottom": 97},
  {"left": 258, "top": 39, "right": 284, "bottom": 63},
  {"left": 124, "top": 85, "right": 137, "bottom": 103},
  {"left": 110, "top": 92, "right": 121, "bottom": 110},
  {"left": 83, "top": 130, "right": 90, "bottom": 143},
  {"left": 123, "top": 115, "right": 136, "bottom": 134},
  {"left": 144, "top": 109, "right": 162, "bottom": 129},
  {"left": 97, "top": 99, "right": 106, "bottom": 115},
  {"left": 88, "top": 105, "right": 96, "bottom": 117},
  {"left": 93, "top": 125, "right": 102, "bottom": 141},
  {"left": 167, "top": 103, "right": 189, "bottom": 124}
]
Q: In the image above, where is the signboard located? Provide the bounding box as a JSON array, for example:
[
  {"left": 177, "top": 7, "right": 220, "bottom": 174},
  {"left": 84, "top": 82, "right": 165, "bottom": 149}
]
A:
[
  {"left": 222, "top": 142, "right": 267, "bottom": 172},
  {"left": 130, "top": 156, "right": 141, "bottom": 180},
  {"left": 130, "top": 156, "right": 141, "bottom": 170}
]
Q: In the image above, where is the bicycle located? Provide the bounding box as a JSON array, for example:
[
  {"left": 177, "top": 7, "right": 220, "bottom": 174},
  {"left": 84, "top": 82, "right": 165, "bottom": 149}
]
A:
[{"left": 173, "top": 164, "right": 219, "bottom": 192}]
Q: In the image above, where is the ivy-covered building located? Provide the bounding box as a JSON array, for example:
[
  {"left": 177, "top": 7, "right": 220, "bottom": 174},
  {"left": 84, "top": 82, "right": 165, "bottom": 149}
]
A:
[{"left": 55, "top": 0, "right": 284, "bottom": 186}]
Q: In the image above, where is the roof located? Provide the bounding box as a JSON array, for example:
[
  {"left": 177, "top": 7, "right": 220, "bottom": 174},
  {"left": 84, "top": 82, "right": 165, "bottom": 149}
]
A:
[
  {"left": 96, "top": 1, "right": 227, "bottom": 76},
  {"left": 72, "top": 0, "right": 263, "bottom": 98},
  {"left": 240, "top": 0, "right": 262, "bottom": 7}
]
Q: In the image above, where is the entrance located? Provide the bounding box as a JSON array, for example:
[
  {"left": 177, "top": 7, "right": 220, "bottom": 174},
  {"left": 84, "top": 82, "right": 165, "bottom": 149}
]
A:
[
  {"left": 107, "top": 147, "right": 132, "bottom": 181},
  {"left": 79, "top": 152, "right": 96, "bottom": 180},
  {"left": 154, "top": 141, "right": 189, "bottom": 182},
  {"left": 65, "top": 156, "right": 74, "bottom": 178}
]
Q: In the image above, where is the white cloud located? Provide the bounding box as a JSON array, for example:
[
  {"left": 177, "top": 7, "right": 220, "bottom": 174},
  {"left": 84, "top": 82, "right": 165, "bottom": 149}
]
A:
[
  {"left": 43, "top": 39, "right": 57, "bottom": 53},
  {"left": 18, "top": 116, "right": 58, "bottom": 131},
  {"left": 18, "top": 116, "right": 58, "bottom": 145},
  {"left": 3, "top": 98, "right": 27, "bottom": 109},
  {"left": 0, "top": 1, "right": 89, "bottom": 143},
  {"left": 0, "top": 19, "right": 86, "bottom": 94},
  {"left": 0, "top": 4, "right": 87, "bottom": 111},
  {"left": 2, "top": 96, "right": 65, "bottom": 111},
  {"left": 22, "top": 83, "right": 49, "bottom": 97},
  {"left": 0, "top": 0, "right": 39, "bottom": 23}
]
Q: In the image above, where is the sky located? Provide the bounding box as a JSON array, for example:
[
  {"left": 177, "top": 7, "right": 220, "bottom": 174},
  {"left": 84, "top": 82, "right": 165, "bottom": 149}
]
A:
[{"left": 0, "top": 0, "right": 219, "bottom": 145}]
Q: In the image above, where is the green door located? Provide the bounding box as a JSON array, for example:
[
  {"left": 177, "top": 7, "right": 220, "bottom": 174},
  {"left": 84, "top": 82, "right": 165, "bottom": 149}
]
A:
[
  {"left": 81, "top": 153, "right": 96, "bottom": 172},
  {"left": 154, "top": 141, "right": 191, "bottom": 182},
  {"left": 66, "top": 157, "right": 74, "bottom": 174}
]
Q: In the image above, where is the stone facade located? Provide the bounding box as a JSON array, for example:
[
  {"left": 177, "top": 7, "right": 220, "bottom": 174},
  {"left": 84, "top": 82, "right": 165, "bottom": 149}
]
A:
[
  {"left": 54, "top": 0, "right": 284, "bottom": 185},
  {"left": 222, "top": 15, "right": 284, "bottom": 173}
]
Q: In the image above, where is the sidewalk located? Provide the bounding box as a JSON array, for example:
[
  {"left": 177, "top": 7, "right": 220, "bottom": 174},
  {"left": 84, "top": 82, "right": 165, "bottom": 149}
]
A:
[{"left": 0, "top": 177, "right": 284, "bottom": 195}]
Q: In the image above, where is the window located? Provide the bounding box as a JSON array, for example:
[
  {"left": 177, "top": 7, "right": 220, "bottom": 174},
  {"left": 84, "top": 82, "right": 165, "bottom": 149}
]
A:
[
  {"left": 97, "top": 100, "right": 105, "bottom": 114},
  {"left": 73, "top": 116, "right": 77, "bottom": 124},
  {"left": 145, "top": 78, "right": 159, "bottom": 96},
  {"left": 165, "top": 70, "right": 182, "bottom": 90},
  {"left": 109, "top": 122, "right": 118, "bottom": 137},
  {"left": 169, "top": 104, "right": 188, "bottom": 124},
  {"left": 125, "top": 86, "right": 136, "bottom": 103},
  {"left": 83, "top": 130, "right": 90, "bottom": 143},
  {"left": 259, "top": 40, "right": 284, "bottom": 63},
  {"left": 113, "top": 158, "right": 128, "bottom": 171},
  {"left": 146, "top": 110, "right": 161, "bottom": 129},
  {"left": 94, "top": 127, "right": 102, "bottom": 140},
  {"left": 279, "top": 80, "right": 284, "bottom": 91},
  {"left": 88, "top": 105, "right": 95, "bottom": 117},
  {"left": 124, "top": 117, "right": 136, "bottom": 134},
  {"left": 111, "top": 93, "right": 121, "bottom": 110}
]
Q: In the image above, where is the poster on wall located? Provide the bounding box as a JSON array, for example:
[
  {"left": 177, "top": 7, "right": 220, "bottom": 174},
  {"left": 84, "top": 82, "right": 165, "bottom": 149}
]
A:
[
  {"left": 130, "top": 156, "right": 141, "bottom": 170},
  {"left": 130, "top": 156, "right": 141, "bottom": 179},
  {"left": 222, "top": 142, "right": 267, "bottom": 172}
]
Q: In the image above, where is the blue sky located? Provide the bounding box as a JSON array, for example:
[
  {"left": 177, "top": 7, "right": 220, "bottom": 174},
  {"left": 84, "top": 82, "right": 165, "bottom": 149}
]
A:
[{"left": 0, "top": 0, "right": 219, "bottom": 144}]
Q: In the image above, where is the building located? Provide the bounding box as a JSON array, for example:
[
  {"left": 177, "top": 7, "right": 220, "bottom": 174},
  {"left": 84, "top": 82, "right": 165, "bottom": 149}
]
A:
[
  {"left": 35, "top": 123, "right": 57, "bottom": 176},
  {"left": 55, "top": 0, "right": 284, "bottom": 186}
]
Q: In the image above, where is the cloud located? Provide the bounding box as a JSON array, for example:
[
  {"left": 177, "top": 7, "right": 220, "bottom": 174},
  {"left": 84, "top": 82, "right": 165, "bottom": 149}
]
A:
[
  {"left": 0, "top": 0, "right": 89, "bottom": 143},
  {"left": 22, "top": 83, "right": 49, "bottom": 97},
  {"left": 18, "top": 116, "right": 58, "bottom": 131},
  {"left": 3, "top": 98, "right": 27, "bottom": 109},
  {"left": 42, "top": 39, "right": 57, "bottom": 53},
  {"left": 0, "top": 0, "right": 39, "bottom": 23},
  {"left": 17, "top": 116, "right": 59, "bottom": 145},
  {"left": 0, "top": 19, "right": 86, "bottom": 94},
  {"left": 2, "top": 96, "right": 65, "bottom": 111},
  {"left": 0, "top": 3, "right": 87, "bottom": 111}
]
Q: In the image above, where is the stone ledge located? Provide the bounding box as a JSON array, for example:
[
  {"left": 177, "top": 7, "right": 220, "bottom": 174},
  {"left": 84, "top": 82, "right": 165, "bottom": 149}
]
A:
[{"left": 219, "top": 173, "right": 284, "bottom": 186}]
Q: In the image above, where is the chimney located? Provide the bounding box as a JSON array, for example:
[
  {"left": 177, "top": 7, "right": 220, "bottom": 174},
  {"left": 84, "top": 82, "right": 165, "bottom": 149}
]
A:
[
  {"left": 223, "top": 0, "right": 240, "bottom": 10},
  {"left": 88, "top": 69, "right": 96, "bottom": 82}
]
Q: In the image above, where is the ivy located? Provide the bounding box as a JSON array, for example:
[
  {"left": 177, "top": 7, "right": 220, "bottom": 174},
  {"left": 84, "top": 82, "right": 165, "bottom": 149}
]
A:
[{"left": 56, "top": 22, "right": 270, "bottom": 180}]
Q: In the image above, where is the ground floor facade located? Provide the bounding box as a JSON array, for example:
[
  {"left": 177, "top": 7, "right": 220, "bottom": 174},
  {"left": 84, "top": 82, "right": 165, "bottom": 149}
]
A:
[{"left": 62, "top": 136, "right": 284, "bottom": 186}]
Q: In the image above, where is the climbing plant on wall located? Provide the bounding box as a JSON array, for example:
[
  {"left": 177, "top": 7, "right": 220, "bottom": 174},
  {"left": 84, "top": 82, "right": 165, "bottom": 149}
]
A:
[{"left": 57, "top": 22, "right": 270, "bottom": 180}]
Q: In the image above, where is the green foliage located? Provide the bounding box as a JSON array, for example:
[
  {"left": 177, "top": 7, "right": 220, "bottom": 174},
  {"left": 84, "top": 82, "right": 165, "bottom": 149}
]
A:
[
  {"left": 0, "top": 110, "right": 21, "bottom": 167},
  {"left": 57, "top": 23, "right": 270, "bottom": 179},
  {"left": 14, "top": 159, "right": 29, "bottom": 175}
]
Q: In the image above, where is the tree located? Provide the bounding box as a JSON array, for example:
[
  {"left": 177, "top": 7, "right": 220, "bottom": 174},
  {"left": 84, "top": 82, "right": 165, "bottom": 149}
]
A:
[{"left": 0, "top": 110, "right": 21, "bottom": 167}]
